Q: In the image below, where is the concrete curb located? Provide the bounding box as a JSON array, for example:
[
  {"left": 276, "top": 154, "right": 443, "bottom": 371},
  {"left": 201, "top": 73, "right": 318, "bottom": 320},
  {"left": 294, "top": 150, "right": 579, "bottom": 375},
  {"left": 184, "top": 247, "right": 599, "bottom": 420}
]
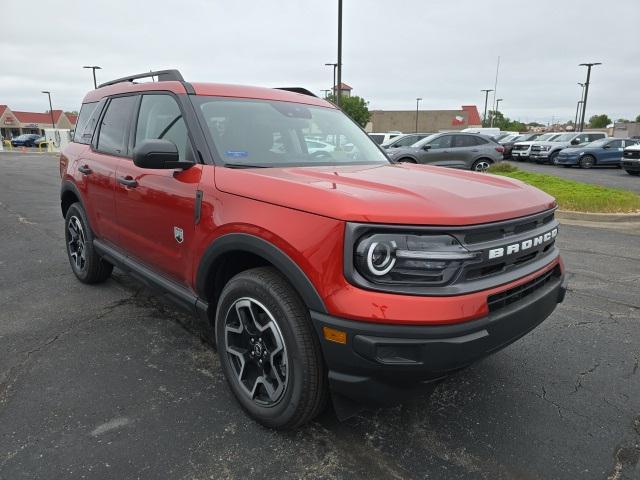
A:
[{"left": 556, "top": 209, "right": 640, "bottom": 223}]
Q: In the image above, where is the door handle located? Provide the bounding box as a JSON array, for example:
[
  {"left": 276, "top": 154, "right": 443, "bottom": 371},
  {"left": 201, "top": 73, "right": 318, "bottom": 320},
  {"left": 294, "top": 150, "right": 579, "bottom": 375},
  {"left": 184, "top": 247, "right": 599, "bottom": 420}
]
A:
[
  {"left": 78, "top": 164, "right": 92, "bottom": 175},
  {"left": 117, "top": 176, "right": 138, "bottom": 188}
]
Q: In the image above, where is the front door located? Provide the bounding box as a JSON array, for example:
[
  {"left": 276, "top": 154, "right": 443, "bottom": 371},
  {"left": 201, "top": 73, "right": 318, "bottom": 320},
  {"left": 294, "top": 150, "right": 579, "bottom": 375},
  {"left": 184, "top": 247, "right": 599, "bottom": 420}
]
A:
[
  {"left": 114, "top": 93, "right": 201, "bottom": 285},
  {"left": 600, "top": 139, "right": 624, "bottom": 165}
]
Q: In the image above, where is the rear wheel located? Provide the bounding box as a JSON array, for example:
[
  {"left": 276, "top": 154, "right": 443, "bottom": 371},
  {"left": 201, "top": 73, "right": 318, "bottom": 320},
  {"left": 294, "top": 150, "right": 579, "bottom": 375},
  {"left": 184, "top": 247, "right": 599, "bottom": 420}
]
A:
[
  {"left": 472, "top": 158, "right": 492, "bottom": 172},
  {"left": 64, "top": 202, "right": 113, "bottom": 283},
  {"left": 397, "top": 157, "right": 416, "bottom": 164},
  {"left": 579, "top": 155, "right": 595, "bottom": 169},
  {"left": 216, "top": 267, "right": 327, "bottom": 429}
]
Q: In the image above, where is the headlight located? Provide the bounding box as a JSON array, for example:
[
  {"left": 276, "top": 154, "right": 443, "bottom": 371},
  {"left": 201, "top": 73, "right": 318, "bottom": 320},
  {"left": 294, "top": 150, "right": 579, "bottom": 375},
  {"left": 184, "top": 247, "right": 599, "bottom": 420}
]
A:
[
  {"left": 354, "top": 233, "right": 480, "bottom": 286},
  {"left": 541, "top": 146, "right": 551, "bottom": 151}
]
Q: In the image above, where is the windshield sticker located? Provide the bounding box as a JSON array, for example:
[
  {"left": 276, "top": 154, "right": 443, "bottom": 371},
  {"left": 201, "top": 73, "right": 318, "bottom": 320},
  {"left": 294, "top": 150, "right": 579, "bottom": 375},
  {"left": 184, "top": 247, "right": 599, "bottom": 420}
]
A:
[{"left": 224, "top": 150, "right": 248, "bottom": 158}]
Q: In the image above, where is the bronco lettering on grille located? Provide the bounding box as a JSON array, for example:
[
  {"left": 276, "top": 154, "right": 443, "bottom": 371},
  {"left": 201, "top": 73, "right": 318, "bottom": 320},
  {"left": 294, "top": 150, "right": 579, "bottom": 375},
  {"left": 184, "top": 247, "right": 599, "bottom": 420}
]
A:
[{"left": 488, "top": 228, "right": 558, "bottom": 260}]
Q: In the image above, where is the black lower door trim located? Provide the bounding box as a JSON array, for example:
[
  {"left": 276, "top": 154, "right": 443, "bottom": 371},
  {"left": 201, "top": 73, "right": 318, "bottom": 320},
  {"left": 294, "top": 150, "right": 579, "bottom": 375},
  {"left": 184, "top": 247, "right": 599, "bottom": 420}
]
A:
[{"left": 93, "top": 239, "right": 207, "bottom": 315}]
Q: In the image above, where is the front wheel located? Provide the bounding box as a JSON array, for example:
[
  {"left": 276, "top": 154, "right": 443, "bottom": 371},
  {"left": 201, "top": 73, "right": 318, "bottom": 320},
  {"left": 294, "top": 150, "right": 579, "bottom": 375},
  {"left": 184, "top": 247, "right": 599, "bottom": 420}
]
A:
[
  {"left": 472, "top": 159, "right": 492, "bottom": 172},
  {"left": 215, "top": 267, "right": 327, "bottom": 429},
  {"left": 64, "top": 202, "right": 113, "bottom": 283},
  {"left": 549, "top": 151, "right": 559, "bottom": 165},
  {"left": 579, "top": 155, "right": 595, "bottom": 169}
]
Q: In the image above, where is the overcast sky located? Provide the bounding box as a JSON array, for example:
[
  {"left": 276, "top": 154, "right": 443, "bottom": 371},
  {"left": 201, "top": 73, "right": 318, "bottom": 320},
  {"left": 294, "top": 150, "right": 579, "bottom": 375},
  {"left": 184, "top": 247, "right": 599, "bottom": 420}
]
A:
[{"left": 3, "top": 0, "right": 639, "bottom": 124}]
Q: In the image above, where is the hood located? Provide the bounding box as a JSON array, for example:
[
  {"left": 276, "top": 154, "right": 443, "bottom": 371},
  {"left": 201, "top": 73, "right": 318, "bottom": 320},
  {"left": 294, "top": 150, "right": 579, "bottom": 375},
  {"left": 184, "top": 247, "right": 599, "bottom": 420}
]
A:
[
  {"left": 513, "top": 141, "right": 537, "bottom": 146},
  {"left": 625, "top": 144, "right": 640, "bottom": 152},
  {"left": 214, "top": 163, "right": 556, "bottom": 226}
]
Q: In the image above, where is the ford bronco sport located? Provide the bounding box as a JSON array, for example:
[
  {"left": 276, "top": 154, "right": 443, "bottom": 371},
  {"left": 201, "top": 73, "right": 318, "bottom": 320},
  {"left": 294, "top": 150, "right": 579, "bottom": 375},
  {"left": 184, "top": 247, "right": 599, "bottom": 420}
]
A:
[{"left": 60, "top": 69, "right": 566, "bottom": 429}]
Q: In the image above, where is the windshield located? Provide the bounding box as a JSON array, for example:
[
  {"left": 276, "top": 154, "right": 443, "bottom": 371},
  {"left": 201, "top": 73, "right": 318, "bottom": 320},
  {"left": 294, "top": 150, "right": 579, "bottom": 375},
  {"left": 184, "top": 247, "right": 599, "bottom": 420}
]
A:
[
  {"left": 552, "top": 133, "right": 576, "bottom": 142},
  {"left": 194, "top": 97, "right": 389, "bottom": 167},
  {"left": 584, "top": 139, "right": 608, "bottom": 148},
  {"left": 535, "top": 133, "right": 556, "bottom": 141}
]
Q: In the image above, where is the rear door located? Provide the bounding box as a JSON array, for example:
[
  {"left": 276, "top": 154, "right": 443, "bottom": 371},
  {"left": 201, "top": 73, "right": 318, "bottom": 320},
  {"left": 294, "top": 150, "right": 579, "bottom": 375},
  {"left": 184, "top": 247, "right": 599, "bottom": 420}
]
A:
[{"left": 114, "top": 93, "right": 202, "bottom": 285}]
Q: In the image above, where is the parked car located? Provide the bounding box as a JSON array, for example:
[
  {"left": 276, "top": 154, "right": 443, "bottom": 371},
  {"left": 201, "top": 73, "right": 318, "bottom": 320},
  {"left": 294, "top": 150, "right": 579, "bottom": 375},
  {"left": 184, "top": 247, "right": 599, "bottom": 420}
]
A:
[
  {"left": 60, "top": 69, "right": 565, "bottom": 429},
  {"left": 555, "top": 138, "right": 638, "bottom": 168},
  {"left": 10, "top": 134, "right": 40, "bottom": 147},
  {"left": 461, "top": 127, "right": 501, "bottom": 138},
  {"left": 369, "top": 132, "right": 402, "bottom": 145},
  {"left": 385, "top": 132, "right": 504, "bottom": 171},
  {"left": 530, "top": 132, "right": 608, "bottom": 164},
  {"left": 511, "top": 133, "right": 562, "bottom": 161},
  {"left": 34, "top": 136, "right": 48, "bottom": 148},
  {"left": 621, "top": 143, "right": 640, "bottom": 176},
  {"left": 382, "top": 133, "right": 432, "bottom": 149},
  {"left": 500, "top": 133, "right": 542, "bottom": 159}
]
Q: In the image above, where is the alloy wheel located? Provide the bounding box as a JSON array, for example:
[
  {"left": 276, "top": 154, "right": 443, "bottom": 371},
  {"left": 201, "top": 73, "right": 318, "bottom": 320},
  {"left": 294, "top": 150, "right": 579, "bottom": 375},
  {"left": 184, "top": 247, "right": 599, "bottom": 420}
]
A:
[
  {"left": 224, "top": 297, "right": 288, "bottom": 406},
  {"left": 67, "top": 216, "right": 87, "bottom": 272},
  {"left": 474, "top": 160, "right": 491, "bottom": 172}
]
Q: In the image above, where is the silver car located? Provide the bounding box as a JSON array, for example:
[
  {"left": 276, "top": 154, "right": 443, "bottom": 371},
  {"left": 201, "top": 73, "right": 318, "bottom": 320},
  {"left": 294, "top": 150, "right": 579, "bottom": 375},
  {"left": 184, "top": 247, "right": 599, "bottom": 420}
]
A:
[{"left": 385, "top": 132, "right": 504, "bottom": 171}]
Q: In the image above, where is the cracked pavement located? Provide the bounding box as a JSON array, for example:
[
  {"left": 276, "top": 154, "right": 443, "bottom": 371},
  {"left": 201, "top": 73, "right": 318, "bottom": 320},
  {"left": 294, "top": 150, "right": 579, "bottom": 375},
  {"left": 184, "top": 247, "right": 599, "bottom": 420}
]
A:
[{"left": 1, "top": 153, "right": 639, "bottom": 479}]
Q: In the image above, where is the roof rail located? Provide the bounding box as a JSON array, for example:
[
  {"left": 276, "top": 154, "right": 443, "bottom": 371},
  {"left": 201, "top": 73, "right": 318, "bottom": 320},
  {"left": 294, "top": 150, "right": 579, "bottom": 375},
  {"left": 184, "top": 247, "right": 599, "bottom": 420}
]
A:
[
  {"left": 276, "top": 87, "right": 317, "bottom": 98},
  {"left": 98, "top": 69, "right": 185, "bottom": 88}
]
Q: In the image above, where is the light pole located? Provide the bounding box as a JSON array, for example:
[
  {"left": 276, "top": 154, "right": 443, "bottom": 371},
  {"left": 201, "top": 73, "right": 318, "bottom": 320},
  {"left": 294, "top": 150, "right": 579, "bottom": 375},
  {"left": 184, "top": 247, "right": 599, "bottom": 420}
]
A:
[
  {"left": 415, "top": 98, "right": 422, "bottom": 133},
  {"left": 481, "top": 89, "right": 493, "bottom": 127},
  {"left": 321, "top": 89, "right": 331, "bottom": 99},
  {"left": 578, "top": 62, "right": 601, "bottom": 132},
  {"left": 336, "top": 0, "right": 343, "bottom": 108},
  {"left": 325, "top": 63, "right": 337, "bottom": 96},
  {"left": 83, "top": 65, "right": 102, "bottom": 89},
  {"left": 574, "top": 82, "right": 585, "bottom": 128},
  {"left": 41, "top": 91, "right": 55, "bottom": 129},
  {"left": 495, "top": 98, "right": 503, "bottom": 112}
]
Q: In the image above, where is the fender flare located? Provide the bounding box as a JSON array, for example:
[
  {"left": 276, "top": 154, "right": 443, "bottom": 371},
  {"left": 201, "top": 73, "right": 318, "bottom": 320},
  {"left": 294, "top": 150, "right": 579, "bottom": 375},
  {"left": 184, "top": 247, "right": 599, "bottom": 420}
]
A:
[
  {"left": 195, "top": 233, "right": 327, "bottom": 314},
  {"left": 60, "top": 180, "right": 84, "bottom": 217}
]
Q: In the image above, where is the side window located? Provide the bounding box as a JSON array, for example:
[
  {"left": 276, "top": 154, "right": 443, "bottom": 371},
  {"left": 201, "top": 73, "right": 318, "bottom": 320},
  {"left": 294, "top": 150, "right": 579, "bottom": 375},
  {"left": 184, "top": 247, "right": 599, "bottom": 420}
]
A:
[
  {"left": 73, "top": 101, "right": 101, "bottom": 144},
  {"left": 135, "top": 95, "right": 190, "bottom": 161},
  {"left": 608, "top": 140, "right": 623, "bottom": 149},
  {"left": 427, "top": 135, "right": 452, "bottom": 149},
  {"left": 453, "top": 135, "right": 477, "bottom": 148},
  {"left": 589, "top": 133, "right": 605, "bottom": 142},
  {"left": 96, "top": 96, "right": 137, "bottom": 156}
]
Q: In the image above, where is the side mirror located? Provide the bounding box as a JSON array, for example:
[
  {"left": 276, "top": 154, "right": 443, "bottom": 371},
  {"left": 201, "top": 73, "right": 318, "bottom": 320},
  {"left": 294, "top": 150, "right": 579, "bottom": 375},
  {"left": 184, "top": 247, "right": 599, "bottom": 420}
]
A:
[
  {"left": 570, "top": 139, "right": 580, "bottom": 145},
  {"left": 133, "top": 139, "right": 191, "bottom": 169},
  {"left": 422, "top": 144, "right": 432, "bottom": 150},
  {"left": 602, "top": 144, "right": 610, "bottom": 149}
]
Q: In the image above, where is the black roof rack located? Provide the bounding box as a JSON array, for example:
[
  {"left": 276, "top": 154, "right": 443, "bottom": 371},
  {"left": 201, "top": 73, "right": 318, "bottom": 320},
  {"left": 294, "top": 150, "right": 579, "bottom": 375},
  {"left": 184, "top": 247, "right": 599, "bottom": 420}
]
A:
[
  {"left": 276, "top": 87, "right": 317, "bottom": 98},
  {"left": 98, "top": 69, "right": 185, "bottom": 88}
]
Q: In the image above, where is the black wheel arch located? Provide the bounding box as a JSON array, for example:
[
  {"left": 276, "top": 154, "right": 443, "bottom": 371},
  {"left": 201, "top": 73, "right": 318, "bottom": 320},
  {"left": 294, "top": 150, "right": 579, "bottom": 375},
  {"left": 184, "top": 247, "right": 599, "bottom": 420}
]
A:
[
  {"left": 196, "top": 233, "right": 327, "bottom": 315},
  {"left": 60, "top": 181, "right": 84, "bottom": 218}
]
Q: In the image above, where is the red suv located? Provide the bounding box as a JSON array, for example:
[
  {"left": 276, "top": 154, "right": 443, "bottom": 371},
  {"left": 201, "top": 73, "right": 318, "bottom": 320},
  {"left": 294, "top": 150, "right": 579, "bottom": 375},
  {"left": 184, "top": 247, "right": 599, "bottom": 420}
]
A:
[{"left": 60, "top": 70, "right": 566, "bottom": 429}]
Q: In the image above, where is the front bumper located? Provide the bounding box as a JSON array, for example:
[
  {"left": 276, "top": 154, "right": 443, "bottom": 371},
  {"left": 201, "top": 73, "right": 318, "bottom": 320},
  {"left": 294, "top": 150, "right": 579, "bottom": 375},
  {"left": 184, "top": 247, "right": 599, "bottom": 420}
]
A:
[
  {"left": 511, "top": 151, "right": 530, "bottom": 159},
  {"left": 622, "top": 159, "right": 640, "bottom": 172},
  {"left": 311, "top": 267, "right": 566, "bottom": 405},
  {"left": 530, "top": 152, "right": 551, "bottom": 162},
  {"left": 555, "top": 155, "right": 579, "bottom": 165}
]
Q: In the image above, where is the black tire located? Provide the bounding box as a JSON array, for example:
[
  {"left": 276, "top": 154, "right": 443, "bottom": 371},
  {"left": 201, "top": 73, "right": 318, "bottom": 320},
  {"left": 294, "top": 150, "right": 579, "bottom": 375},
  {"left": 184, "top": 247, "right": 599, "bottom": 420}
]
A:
[
  {"left": 549, "top": 151, "right": 559, "bottom": 165},
  {"left": 626, "top": 170, "right": 640, "bottom": 176},
  {"left": 64, "top": 202, "right": 113, "bottom": 283},
  {"left": 472, "top": 158, "right": 492, "bottom": 172},
  {"left": 215, "top": 267, "right": 327, "bottom": 429},
  {"left": 579, "top": 155, "right": 595, "bottom": 169}
]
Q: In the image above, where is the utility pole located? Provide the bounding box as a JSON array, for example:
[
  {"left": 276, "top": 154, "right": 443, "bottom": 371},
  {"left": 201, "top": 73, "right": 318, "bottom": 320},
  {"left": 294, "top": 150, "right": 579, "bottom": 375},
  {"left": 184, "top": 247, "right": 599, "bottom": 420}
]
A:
[
  {"left": 415, "top": 98, "right": 422, "bottom": 133},
  {"left": 321, "top": 89, "right": 331, "bottom": 99},
  {"left": 83, "top": 65, "right": 102, "bottom": 89},
  {"left": 41, "top": 91, "right": 55, "bottom": 129},
  {"left": 495, "top": 98, "right": 503, "bottom": 113},
  {"left": 490, "top": 56, "right": 501, "bottom": 127},
  {"left": 574, "top": 82, "right": 585, "bottom": 128},
  {"left": 578, "top": 62, "right": 601, "bottom": 132},
  {"left": 325, "top": 63, "right": 337, "bottom": 96},
  {"left": 481, "top": 89, "right": 493, "bottom": 127},
  {"left": 336, "top": 0, "right": 343, "bottom": 108}
]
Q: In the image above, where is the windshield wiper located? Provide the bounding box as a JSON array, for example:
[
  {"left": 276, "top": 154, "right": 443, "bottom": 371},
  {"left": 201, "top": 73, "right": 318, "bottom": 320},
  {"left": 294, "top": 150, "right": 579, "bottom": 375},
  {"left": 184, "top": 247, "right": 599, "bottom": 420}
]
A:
[{"left": 223, "top": 163, "right": 269, "bottom": 169}]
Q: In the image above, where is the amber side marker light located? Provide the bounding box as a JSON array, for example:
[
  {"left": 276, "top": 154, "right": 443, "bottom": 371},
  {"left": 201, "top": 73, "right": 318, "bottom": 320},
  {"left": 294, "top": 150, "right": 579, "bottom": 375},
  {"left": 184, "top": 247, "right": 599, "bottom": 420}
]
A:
[{"left": 322, "top": 326, "right": 347, "bottom": 344}]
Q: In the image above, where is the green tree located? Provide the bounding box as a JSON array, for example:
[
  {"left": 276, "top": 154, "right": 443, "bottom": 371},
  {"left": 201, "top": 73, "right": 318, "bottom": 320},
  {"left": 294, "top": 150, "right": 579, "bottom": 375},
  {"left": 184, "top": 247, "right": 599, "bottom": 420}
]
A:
[
  {"left": 636, "top": 114, "right": 640, "bottom": 123},
  {"left": 588, "top": 114, "right": 611, "bottom": 128},
  {"left": 487, "top": 110, "right": 526, "bottom": 132},
  {"left": 327, "top": 94, "right": 370, "bottom": 127}
]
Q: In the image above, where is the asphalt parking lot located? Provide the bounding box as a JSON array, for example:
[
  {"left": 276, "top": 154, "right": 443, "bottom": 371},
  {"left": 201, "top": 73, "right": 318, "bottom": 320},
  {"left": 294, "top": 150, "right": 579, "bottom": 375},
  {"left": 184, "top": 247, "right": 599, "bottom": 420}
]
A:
[
  {"left": 1, "top": 152, "right": 639, "bottom": 480},
  {"left": 506, "top": 159, "right": 640, "bottom": 193}
]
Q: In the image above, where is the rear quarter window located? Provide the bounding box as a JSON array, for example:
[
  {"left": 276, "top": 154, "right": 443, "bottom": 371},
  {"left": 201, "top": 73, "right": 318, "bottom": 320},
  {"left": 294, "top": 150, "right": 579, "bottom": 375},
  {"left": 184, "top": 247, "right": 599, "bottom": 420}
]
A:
[{"left": 73, "top": 101, "right": 101, "bottom": 144}]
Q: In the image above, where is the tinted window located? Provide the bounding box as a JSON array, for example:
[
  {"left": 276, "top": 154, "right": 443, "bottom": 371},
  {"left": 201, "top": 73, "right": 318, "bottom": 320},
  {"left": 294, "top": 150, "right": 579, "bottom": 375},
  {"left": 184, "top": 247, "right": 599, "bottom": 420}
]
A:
[
  {"left": 587, "top": 133, "right": 605, "bottom": 142},
  {"left": 73, "top": 102, "right": 100, "bottom": 144},
  {"left": 369, "top": 134, "right": 384, "bottom": 145},
  {"left": 454, "top": 135, "right": 478, "bottom": 147},
  {"left": 427, "top": 135, "right": 453, "bottom": 149},
  {"left": 392, "top": 135, "right": 419, "bottom": 147},
  {"left": 608, "top": 140, "right": 623, "bottom": 149},
  {"left": 97, "top": 96, "right": 136, "bottom": 155},
  {"left": 135, "top": 95, "right": 190, "bottom": 161}
]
